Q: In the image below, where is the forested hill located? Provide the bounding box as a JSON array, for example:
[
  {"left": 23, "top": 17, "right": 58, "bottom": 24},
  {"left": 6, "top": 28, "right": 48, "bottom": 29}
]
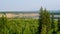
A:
[{"left": 0, "top": 10, "right": 60, "bottom": 14}]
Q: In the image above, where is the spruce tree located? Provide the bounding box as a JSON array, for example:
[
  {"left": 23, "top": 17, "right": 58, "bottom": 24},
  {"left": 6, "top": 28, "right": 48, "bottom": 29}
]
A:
[
  {"left": 44, "top": 9, "right": 51, "bottom": 34},
  {"left": 58, "top": 17, "right": 60, "bottom": 31},
  {"left": 38, "top": 7, "right": 43, "bottom": 34},
  {"left": 38, "top": 7, "right": 51, "bottom": 34},
  {"left": 51, "top": 12, "right": 54, "bottom": 29},
  {"left": 51, "top": 12, "right": 57, "bottom": 34},
  {"left": 41, "top": 9, "right": 51, "bottom": 34}
]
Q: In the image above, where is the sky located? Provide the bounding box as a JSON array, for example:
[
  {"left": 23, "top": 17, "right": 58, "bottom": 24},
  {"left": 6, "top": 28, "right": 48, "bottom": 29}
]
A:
[{"left": 0, "top": 0, "right": 60, "bottom": 11}]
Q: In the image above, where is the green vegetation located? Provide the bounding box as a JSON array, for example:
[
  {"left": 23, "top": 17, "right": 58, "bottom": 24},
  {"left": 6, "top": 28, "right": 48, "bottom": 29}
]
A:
[
  {"left": 38, "top": 7, "right": 51, "bottom": 34},
  {"left": 38, "top": 7, "right": 60, "bottom": 34},
  {"left": 0, "top": 8, "right": 60, "bottom": 34},
  {"left": 0, "top": 15, "right": 39, "bottom": 34},
  {"left": 0, "top": 15, "right": 59, "bottom": 34}
]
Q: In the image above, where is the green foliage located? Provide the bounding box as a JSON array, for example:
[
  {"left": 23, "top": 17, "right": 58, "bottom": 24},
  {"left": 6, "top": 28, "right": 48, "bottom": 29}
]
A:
[
  {"left": 58, "top": 17, "right": 60, "bottom": 31},
  {"left": 0, "top": 15, "right": 39, "bottom": 34},
  {"left": 0, "top": 10, "right": 60, "bottom": 34},
  {"left": 0, "top": 15, "right": 59, "bottom": 34},
  {"left": 39, "top": 7, "right": 51, "bottom": 34},
  {"left": 38, "top": 7, "right": 43, "bottom": 34},
  {"left": 57, "top": 31, "right": 60, "bottom": 34}
]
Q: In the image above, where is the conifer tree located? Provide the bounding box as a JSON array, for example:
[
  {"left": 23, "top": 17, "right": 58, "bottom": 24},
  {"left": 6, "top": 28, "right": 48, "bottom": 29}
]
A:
[
  {"left": 51, "top": 12, "right": 54, "bottom": 29},
  {"left": 51, "top": 12, "right": 57, "bottom": 34},
  {"left": 41, "top": 9, "right": 51, "bottom": 34},
  {"left": 58, "top": 17, "right": 60, "bottom": 31},
  {"left": 38, "top": 7, "right": 43, "bottom": 34},
  {"left": 44, "top": 9, "right": 51, "bottom": 34},
  {"left": 38, "top": 7, "right": 51, "bottom": 34}
]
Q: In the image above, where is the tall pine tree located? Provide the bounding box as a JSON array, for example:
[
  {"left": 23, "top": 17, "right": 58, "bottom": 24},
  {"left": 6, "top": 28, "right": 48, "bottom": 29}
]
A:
[
  {"left": 38, "top": 7, "right": 51, "bottom": 34},
  {"left": 58, "top": 16, "right": 60, "bottom": 31},
  {"left": 38, "top": 7, "right": 43, "bottom": 34},
  {"left": 51, "top": 12, "right": 57, "bottom": 34},
  {"left": 41, "top": 9, "right": 51, "bottom": 34}
]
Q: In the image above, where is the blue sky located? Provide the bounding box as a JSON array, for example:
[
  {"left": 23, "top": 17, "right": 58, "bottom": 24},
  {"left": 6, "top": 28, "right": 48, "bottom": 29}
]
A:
[{"left": 0, "top": 0, "right": 60, "bottom": 11}]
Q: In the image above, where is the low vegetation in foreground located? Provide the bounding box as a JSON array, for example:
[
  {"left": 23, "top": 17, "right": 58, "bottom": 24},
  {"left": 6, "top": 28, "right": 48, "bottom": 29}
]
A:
[
  {"left": 0, "top": 16, "right": 39, "bottom": 34},
  {"left": 0, "top": 16, "right": 60, "bottom": 34}
]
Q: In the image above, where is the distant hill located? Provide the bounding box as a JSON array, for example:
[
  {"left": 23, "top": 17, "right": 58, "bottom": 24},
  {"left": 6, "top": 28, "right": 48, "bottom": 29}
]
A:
[
  {"left": 0, "top": 10, "right": 60, "bottom": 13},
  {"left": 49, "top": 10, "right": 60, "bottom": 13}
]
